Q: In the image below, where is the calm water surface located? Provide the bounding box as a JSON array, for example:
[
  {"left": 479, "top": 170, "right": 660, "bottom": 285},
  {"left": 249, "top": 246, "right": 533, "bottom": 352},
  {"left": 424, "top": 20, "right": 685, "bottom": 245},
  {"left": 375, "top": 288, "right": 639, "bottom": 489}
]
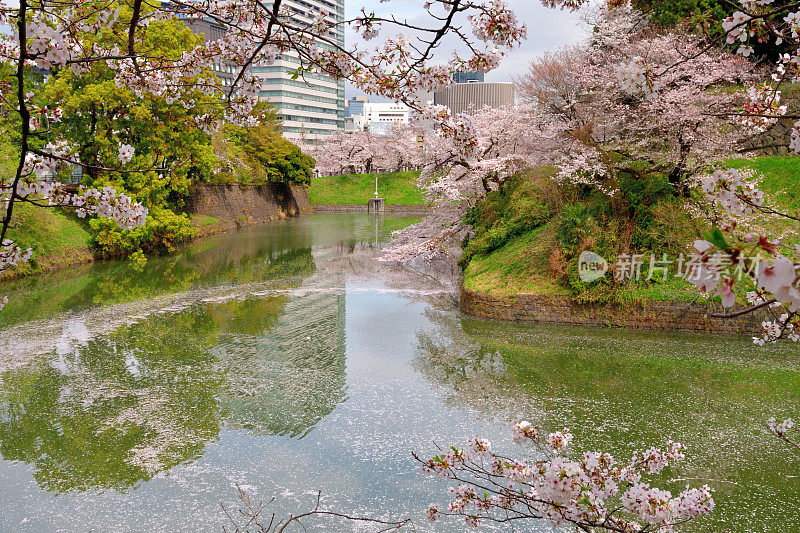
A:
[{"left": 0, "top": 213, "right": 797, "bottom": 532}]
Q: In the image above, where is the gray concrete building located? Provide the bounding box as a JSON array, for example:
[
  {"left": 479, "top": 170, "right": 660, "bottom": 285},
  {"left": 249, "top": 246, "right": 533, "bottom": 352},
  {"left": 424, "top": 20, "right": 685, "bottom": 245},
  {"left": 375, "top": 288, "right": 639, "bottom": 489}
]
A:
[
  {"left": 180, "top": 17, "right": 237, "bottom": 90},
  {"left": 433, "top": 82, "right": 514, "bottom": 116}
]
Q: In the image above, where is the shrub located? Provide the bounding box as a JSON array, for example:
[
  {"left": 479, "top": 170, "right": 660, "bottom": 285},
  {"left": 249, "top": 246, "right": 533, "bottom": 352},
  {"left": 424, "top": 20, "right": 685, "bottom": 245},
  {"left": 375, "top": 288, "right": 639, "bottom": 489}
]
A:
[{"left": 89, "top": 206, "right": 195, "bottom": 258}]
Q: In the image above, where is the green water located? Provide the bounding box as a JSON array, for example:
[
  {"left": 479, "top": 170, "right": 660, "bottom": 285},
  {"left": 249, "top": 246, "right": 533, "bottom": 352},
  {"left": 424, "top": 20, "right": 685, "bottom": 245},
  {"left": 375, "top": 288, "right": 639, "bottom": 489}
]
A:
[{"left": 0, "top": 214, "right": 797, "bottom": 532}]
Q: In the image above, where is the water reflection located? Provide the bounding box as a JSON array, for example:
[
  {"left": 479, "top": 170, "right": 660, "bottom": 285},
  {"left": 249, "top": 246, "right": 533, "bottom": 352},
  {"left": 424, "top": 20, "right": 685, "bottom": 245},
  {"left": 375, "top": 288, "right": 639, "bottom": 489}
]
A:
[
  {"left": 0, "top": 215, "right": 427, "bottom": 495},
  {"left": 216, "top": 290, "right": 348, "bottom": 438},
  {"left": 415, "top": 310, "right": 800, "bottom": 531},
  {"left": 0, "top": 214, "right": 796, "bottom": 532},
  {"left": 0, "top": 313, "right": 225, "bottom": 493}
]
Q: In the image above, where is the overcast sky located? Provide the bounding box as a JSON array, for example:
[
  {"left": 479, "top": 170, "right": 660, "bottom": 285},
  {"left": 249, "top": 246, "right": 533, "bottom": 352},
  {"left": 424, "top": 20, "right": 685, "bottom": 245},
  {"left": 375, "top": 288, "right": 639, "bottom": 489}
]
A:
[{"left": 342, "top": 0, "right": 587, "bottom": 98}]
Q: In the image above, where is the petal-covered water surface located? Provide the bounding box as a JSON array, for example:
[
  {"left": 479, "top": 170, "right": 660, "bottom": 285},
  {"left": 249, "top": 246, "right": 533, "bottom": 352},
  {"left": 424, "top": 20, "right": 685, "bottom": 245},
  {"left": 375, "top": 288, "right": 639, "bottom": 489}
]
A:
[{"left": 0, "top": 214, "right": 797, "bottom": 532}]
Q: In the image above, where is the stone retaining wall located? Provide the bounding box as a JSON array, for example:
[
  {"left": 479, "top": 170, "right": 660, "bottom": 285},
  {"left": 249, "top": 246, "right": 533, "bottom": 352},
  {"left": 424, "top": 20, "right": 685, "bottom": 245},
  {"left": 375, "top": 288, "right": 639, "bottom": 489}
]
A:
[
  {"left": 185, "top": 183, "right": 311, "bottom": 226},
  {"left": 740, "top": 117, "right": 794, "bottom": 156},
  {"left": 312, "top": 203, "right": 432, "bottom": 214},
  {"left": 461, "top": 287, "right": 767, "bottom": 336}
]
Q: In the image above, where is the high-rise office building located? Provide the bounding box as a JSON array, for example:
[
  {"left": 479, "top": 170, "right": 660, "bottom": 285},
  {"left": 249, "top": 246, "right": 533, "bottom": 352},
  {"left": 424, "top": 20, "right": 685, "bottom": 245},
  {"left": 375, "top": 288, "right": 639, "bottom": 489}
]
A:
[{"left": 254, "top": 0, "right": 346, "bottom": 140}]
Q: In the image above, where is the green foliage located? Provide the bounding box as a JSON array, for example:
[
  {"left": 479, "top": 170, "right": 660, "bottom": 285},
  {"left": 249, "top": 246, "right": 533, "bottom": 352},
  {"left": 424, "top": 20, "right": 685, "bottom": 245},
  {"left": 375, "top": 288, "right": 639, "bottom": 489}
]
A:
[
  {"left": 32, "top": 10, "right": 217, "bottom": 259},
  {"left": 307, "top": 171, "right": 425, "bottom": 205},
  {"left": 463, "top": 223, "right": 569, "bottom": 297},
  {"left": 461, "top": 162, "right": 703, "bottom": 303},
  {"left": 40, "top": 16, "right": 216, "bottom": 190},
  {"left": 2, "top": 204, "right": 92, "bottom": 277},
  {"left": 89, "top": 207, "right": 195, "bottom": 259},
  {"left": 727, "top": 156, "right": 800, "bottom": 211},
  {"left": 632, "top": 0, "right": 733, "bottom": 28},
  {"left": 212, "top": 104, "right": 315, "bottom": 186},
  {"left": 460, "top": 170, "right": 557, "bottom": 269},
  {"left": 632, "top": 1, "right": 785, "bottom": 58}
]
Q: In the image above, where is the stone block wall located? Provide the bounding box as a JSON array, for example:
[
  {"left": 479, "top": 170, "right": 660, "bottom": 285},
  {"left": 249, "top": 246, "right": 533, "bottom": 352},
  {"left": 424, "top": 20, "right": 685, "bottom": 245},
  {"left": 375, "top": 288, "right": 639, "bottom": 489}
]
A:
[
  {"left": 740, "top": 118, "right": 794, "bottom": 156},
  {"left": 185, "top": 183, "right": 311, "bottom": 225},
  {"left": 461, "top": 287, "right": 767, "bottom": 336}
]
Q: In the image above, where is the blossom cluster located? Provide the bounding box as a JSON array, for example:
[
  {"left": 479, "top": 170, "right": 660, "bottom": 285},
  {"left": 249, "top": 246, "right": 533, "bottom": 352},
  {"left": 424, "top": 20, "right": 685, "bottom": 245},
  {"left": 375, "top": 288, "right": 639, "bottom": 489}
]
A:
[
  {"left": 616, "top": 56, "right": 653, "bottom": 96},
  {"left": 738, "top": 84, "right": 788, "bottom": 134},
  {"left": 469, "top": 0, "right": 528, "bottom": 48},
  {"left": 420, "top": 421, "right": 714, "bottom": 531},
  {"left": 685, "top": 235, "right": 800, "bottom": 344},
  {"left": 700, "top": 168, "right": 764, "bottom": 216}
]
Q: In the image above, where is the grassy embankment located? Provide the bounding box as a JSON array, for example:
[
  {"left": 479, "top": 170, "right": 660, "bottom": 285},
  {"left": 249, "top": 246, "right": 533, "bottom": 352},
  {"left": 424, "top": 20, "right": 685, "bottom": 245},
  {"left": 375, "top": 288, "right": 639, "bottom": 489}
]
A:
[
  {"left": 2, "top": 204, "right": 94, "bottom": 278},
  {"left": 1, "top": 171, "right": 420, "bottom": 278},
  {"left": 307, "top": 171, "right": 425, "bottom": 205},
  {"left": 1, "top": 205, "right": 221, "bottom": 279},
  {"left": 463, "top": 156, "right": 799, "bottom": 304}
]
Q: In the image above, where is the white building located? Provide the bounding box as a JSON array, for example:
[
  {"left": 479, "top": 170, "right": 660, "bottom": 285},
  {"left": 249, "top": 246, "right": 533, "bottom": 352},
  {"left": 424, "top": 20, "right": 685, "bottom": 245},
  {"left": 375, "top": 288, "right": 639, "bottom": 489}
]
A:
[
  {"left": 344, "top": 101, "right": 410, "bottom": 134},
  {"left": 364, "top": 102, "right": 410, "bottom": 129},
  {"left": 254, "top": 0, "right": 346, "bottom": 140}
]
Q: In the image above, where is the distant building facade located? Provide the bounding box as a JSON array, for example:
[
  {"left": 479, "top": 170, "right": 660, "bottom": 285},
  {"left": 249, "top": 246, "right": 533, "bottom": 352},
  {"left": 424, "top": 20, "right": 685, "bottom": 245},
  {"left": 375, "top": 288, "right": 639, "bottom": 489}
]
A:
[
  {"left": 345, "top": 99, "right": 411, "bottom": 134},
  {"left": 433, "top": 82, "right": 514, "bottom": 116},
  {"left": 175, "top": 2, "right": 346, "bottom": 139},
  {"left": 345, "top": 96, "right": 367, "bottom": 118},
  {"left": 254, "top": 0, "right": 346, "bottom": 140},
  {"left": 452, "top": 71, "right": 485, "bottom": 84},
  {"left": 364, "top": 102, "right": 410, "bottom": 128},
  {"left": 179, "top": 17, "right": 237, "bottom": 90}
]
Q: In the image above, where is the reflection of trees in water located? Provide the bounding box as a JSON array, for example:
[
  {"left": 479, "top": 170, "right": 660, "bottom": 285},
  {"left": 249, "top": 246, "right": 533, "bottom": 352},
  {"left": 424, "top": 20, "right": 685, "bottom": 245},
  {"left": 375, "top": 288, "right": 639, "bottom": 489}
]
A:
[
  {"left": 0, "top": 249, "right": 317, "bottom": 369},
  {"left": 0, "top": 234, "right": 317, "bottom": 328},
  {"left": 414, "top": 310, "right": 800, "bottom": 531},
  {"left": 0, "top": 245, "right": 354, "bottom": 492},
  {"left": 0, "top": 313, "right": 225, "bottom": 493},
  {"left": 412, "top": 309, "right": 537, "bottom": 421},
  {"left": 0, "top": 216, "right": 451, "bottom": 494},
  {"left": 0, "top": 248, "right": 322, "bottom": 493}
]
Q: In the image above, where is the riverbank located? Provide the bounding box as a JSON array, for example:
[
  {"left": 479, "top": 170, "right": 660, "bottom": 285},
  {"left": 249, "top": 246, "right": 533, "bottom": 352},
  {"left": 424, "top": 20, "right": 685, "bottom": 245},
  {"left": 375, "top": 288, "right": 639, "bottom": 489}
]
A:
[
  {"left": 311, "top": 203, "right": 431, "bottom": 214},
  {"left": 0, "top": 203, "right": 95, "bottom": 280},
  {"left": 1, "top": 183, "right": 313, "bottom": 281},
  {"left": 454, "top": 156, "right": 800, "bottom": 336},
  {"left": 460, "top": 285, "right": 766, "bottom": 335}
]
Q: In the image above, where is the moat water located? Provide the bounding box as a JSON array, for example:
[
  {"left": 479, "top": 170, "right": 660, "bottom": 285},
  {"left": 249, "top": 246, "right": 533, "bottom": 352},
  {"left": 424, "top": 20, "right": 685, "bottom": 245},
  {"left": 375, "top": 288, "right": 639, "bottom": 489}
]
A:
[{"left": 0, "top": 213, "right": 797, "bottom": 532}]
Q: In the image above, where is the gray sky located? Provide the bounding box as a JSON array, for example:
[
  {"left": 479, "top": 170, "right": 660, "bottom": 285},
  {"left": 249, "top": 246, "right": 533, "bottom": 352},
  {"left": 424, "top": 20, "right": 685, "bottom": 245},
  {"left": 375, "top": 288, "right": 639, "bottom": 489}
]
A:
[{"left": 343, "top": 0, "right": 586, "bottom": 98}]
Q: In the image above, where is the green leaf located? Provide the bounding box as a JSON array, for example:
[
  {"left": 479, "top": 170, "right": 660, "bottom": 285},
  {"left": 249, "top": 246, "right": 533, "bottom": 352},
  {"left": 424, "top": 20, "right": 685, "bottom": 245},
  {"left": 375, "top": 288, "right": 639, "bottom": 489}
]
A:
[{"left": 704, "top": 227, "right": 729, "bottom": 250}]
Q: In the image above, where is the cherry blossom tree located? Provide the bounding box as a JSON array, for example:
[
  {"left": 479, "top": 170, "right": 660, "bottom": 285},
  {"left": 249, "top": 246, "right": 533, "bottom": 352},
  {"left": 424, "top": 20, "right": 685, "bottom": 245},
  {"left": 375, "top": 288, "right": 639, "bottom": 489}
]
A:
[
  {"left": 418, "top": 422, "right": 714, "bottom": 531},
  {"left": 380, "top": 124, "right": 425, "bottom": 172},
  {"left": 0, "top": 0, "right": 527, "bottom": 303},
  {"left": 612, "top": 0, "right": 800, "bottom": 346},
  {"left": 381, "top": 103, "right": 565, "bottom": 265},
  {"left": 303, "top": 129, "right": 384, "bottom": 175},
  {"left": 303, "top": 124, "right": 423, "bottom": 176},
  {"left": 535, "top": 8, "right": 760, "bottom": 196},
  {"left": 383, "top": 6, "right": 757, "bottom": 265}
]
